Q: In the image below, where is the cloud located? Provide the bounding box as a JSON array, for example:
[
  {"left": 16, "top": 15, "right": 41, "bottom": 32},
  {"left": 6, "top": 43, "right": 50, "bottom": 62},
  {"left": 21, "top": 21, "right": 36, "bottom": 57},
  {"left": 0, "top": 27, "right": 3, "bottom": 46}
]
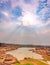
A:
[
  {"left": 0, "top": 0, "right": 50, "bottom": 45},
  {"left": 21, "top": 12, "right": 43, "bottom": 27},
  {"left": 41, "top": 29, "right": 50, "bottom": 34},
  {"left": 36, "top": 0, "right": 50, "bottom": 21},
  {"left": 0, "top": 22, "right": 21, "bottom": 31},
  {"left": 2, "top": 11, "right": 10, "bottom": 17}
]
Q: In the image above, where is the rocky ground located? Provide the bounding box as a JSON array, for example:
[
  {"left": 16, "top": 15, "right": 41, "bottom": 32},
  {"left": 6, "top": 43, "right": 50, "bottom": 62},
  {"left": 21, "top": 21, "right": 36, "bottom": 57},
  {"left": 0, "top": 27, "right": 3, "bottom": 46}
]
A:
[
  {"left": 0, "top": 44, "right": 20, "bottom": 65},
  {"left": 29, "top": 47, "right": 50, "bottom": 61},
  {"left": 0, "top": 43, "right": 50, "bottom": 65}
]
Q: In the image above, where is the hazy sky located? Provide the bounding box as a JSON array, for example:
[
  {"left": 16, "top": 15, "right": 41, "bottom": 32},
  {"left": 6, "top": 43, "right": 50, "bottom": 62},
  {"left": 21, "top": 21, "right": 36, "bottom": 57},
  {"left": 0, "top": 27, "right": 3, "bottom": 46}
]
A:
[{"left": 0, "top": 0, "right": 50, "bottom": 45}]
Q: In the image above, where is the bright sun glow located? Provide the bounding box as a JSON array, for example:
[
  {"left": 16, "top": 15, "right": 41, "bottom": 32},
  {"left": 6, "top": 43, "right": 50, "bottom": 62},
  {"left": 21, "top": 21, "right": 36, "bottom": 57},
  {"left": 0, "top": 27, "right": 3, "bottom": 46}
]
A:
[{"left": 22, "top": 12, "right": 40, "bottom": 26}]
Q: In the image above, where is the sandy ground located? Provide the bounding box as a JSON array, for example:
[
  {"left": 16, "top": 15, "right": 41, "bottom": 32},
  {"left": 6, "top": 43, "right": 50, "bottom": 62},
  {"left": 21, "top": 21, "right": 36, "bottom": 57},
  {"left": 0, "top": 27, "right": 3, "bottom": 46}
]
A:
[{"left": 0, "top": 44, "right": 50, "bottom": 65}]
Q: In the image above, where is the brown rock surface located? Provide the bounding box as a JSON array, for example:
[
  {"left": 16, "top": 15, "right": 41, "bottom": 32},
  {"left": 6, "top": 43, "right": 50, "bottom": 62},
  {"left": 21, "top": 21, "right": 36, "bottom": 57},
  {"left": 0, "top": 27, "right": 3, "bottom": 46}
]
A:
[
  {"left": 0, "top": 53, "right": 18, "bottom": 65},
  {"left": 0, "top": 52, "right": 19, "bottom": 65},
  {"left": 29, "top": 47, "right": 50, "bottom": 61},
  {"left": 0, "top": 51, "right": 6, "bottom": 63},
  {"left": 4, "top": 54, "right": 19, "bottom": 64},
  {"left": 0, "top": 44, "right": 20, "bottom": 65}
]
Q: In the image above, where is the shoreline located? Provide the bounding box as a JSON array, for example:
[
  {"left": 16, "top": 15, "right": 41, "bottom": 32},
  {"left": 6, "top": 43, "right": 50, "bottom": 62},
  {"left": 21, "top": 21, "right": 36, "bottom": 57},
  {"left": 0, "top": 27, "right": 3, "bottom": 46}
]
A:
[{"left": 0, "top": 43, "right": 50, "bottom": 65}]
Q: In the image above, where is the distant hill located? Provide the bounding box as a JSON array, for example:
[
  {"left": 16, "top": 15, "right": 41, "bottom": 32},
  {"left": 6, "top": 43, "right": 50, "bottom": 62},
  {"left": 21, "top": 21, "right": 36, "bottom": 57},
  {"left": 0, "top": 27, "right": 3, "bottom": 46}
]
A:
[{"left": 0, "top": 42, "right": 50, "bottom": 48}]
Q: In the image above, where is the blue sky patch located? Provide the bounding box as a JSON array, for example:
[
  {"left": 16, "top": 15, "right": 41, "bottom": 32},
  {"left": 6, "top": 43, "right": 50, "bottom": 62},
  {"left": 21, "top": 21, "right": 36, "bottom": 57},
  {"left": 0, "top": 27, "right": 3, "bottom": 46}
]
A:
[
  {"left": 24, "top": 0, "right": 32, "bottom": 4},
  {"left": 12, "top": 6, "right": 22, "bottom": 19}
]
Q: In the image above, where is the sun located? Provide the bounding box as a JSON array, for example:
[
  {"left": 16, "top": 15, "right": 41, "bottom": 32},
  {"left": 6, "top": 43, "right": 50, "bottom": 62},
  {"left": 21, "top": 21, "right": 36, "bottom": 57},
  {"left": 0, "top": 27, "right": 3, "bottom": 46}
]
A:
[{"left": 22, "top": 12, "right": 38, "bottom": 26}]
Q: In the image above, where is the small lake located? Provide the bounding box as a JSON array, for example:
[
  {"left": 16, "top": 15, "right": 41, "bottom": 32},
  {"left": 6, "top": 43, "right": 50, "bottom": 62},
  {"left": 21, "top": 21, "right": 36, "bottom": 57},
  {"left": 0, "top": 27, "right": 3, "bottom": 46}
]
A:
[{"left": 6, "top": 47, "right": 43, "bottom": 60}]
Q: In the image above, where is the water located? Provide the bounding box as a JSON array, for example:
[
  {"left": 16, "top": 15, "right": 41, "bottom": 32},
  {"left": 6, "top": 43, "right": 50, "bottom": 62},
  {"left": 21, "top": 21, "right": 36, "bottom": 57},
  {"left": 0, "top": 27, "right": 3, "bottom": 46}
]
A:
[{"left": 6, "top": 47, "right": 43, "bottom": 60}]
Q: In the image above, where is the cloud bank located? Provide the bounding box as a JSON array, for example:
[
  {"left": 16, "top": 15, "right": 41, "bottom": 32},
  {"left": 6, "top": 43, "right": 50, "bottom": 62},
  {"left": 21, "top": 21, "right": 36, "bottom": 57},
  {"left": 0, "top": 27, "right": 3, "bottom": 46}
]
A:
[{"left": 0, "top": 0, "right": 50, "bottom": 45}]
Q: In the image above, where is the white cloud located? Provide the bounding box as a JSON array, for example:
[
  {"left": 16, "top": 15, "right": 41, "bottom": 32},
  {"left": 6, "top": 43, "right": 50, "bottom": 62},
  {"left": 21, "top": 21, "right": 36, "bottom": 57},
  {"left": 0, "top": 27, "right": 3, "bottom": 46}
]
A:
[
  {"left": 20, "top": 11, "right": 45, "bottom": 27},
  {"left": 0, "top": 0, "right": 50, "bottom": 45},
  {"left": 2, "top": 11, "right": 9, "bottom": 17},
  {"left": 0, "top": 22, "right": 21, "bottom": 30}
]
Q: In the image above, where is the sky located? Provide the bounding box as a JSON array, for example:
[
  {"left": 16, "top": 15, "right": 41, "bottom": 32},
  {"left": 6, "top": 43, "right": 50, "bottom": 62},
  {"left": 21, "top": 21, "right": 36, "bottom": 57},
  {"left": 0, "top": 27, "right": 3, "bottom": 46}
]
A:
[{"left": 0, "top": 0, "right": 50, "bottom": 45}]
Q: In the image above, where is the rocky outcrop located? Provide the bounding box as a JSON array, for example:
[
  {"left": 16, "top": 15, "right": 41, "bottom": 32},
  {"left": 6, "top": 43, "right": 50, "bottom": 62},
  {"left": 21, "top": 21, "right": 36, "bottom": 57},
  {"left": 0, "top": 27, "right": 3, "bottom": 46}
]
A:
[
  {"left": 0, "top": 52, "right": 19, "bottom": 65},
  {"left": 29, "top": 47, "right": 50, "bottom": 61}
]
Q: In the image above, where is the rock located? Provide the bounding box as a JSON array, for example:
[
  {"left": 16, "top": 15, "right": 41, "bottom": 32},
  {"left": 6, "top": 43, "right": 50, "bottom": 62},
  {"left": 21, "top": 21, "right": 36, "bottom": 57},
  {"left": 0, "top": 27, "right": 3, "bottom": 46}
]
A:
[
  {"left": 4, "top": 54, "right": 19, "bottom": 64},
  {"left": 0, "top": 52, "right": 6, "bottom": 63}
]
